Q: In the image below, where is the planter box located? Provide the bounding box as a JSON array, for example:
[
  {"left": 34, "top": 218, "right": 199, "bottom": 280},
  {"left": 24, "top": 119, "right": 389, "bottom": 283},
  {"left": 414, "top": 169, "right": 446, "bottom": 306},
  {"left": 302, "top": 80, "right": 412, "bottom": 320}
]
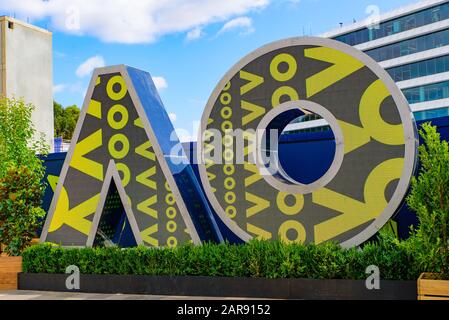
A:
[
  {"left": 18, "top": 273, "right": 417, "bottom": 300},
  {"left": 0, "top": 257, "right": 22, "bottom": 290},
  {"left": 418, "top": 273, "right": 449, "bottom": 300}
]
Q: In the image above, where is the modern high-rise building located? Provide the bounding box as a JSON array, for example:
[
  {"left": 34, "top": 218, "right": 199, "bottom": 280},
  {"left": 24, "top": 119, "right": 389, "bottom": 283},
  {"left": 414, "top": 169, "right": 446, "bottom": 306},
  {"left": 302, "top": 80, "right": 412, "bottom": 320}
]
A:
[
  {"left": 0, "top": 16, "right": 53, "bottom": 149},
  {"left": 286, "top": 0, "right": 449, "bottom": 133}
]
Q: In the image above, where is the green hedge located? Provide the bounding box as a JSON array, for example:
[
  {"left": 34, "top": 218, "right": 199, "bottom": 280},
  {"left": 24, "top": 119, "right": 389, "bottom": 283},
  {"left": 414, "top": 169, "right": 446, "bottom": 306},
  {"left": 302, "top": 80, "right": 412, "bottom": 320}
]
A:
[{"left": 22, "top": 236, "right": 424, "bottom": 280}]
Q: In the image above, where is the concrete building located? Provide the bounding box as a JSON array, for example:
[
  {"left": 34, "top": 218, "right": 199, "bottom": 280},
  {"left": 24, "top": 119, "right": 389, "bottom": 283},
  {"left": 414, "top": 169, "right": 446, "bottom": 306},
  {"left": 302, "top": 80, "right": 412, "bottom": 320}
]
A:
[
  {"left": 0, "top": 16, "right": 53, "bottom": 149},
  {"left": 286, "top": 0, "right": 449, "bottom": 133}
]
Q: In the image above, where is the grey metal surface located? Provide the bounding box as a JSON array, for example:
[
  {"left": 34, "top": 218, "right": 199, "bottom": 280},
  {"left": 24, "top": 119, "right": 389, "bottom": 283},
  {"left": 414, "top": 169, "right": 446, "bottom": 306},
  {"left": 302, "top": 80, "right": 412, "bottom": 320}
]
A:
[{"left": 197, "top": 37, "right": 418, "bottom": 247}]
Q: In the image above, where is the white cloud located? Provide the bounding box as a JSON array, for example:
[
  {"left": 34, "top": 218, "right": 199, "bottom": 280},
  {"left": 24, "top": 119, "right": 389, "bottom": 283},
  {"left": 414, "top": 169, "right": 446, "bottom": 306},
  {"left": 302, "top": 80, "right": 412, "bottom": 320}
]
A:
[
  {"left": 186, "top": 27, "right": 204, "bottom": 41},
  {"left": 53, "top": 84, "right": 67, "bottom": 94},
  {"left": 69, "top": 82, "right": 87, "bottom": 98},
  {"left": 54, "top": 51, "right": 67, "bottom": 59},
  {"left": 152, "top": 76, "right": 168, "bottom": 91},
  {"left": 76, "top": 55, "right": 105, "bottom": 78},
  {"left": 0, "top": 0, "right": 269, "bottom": 44},
  {"left": 168, "top": 112, "right": 177, "bottom": 122},
  {"left": 218, "top": 16, "right": 254, "bottom": 35}
]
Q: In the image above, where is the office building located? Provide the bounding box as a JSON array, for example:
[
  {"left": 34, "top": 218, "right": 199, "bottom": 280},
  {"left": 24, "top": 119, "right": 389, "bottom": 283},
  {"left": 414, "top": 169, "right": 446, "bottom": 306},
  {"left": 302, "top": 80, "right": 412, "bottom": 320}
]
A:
[{"left": 287, "top": 0, "right": 449, "bottom": 133}]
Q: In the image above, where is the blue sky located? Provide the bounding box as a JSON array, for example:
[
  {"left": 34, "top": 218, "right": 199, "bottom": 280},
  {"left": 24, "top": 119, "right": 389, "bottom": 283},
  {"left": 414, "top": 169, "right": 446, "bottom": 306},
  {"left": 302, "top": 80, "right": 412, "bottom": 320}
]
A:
[{"left": 1, "top": 0, "right": 415, "bottom": 140}]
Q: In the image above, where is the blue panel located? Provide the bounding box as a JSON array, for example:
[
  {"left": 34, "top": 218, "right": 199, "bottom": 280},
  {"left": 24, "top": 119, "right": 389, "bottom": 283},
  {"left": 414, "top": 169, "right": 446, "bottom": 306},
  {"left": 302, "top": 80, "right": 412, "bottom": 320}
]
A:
[
  {"left": 39, "top": 152, "right": 66, "bottom": 213},
  {"left": 125, "top": 66, "right": 223, "bottom": 243},
  {"left": 38, "top": 152, "right": 66, "bottom": 235},
  {"left": 112, "top": 213, "right": 137, "bottom": 247},
  {"left": 126, "top": 66, "right": 182, "bottom": 170},
  {"left": 279, "top": 130, "right": 336, "bottom": 184}
]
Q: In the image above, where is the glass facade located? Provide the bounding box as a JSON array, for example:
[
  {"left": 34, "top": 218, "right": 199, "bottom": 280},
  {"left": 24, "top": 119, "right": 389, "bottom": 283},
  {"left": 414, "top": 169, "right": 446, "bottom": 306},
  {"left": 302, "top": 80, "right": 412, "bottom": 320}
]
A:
[
  {"left": 284, "top": 105, "right": 449, "bottom": 132},
  {"left": 366, "top": 28, "right": 449, "bottom": 62},
  {"left": 403, "top": 80, "right": 449, "bottom": 104},
  {"left": 289, "top": 113, "right": 322, "bottom": 124},
  {"left": 334, "top": 3, "right": 449, "bottom": 46},
  {"left": 285, "top": 81, "right": 449, "bottom": 127},
  {"left": 282, "top": 126, "right": 330, "bottom": 135},
  {"left": 283, "top": 114, "right": 330, "bottom": 134},
  {"left": 322, "top": 5, "right": 449, "bottom": 122},
  {"left": 284, "top": 106, "right": 449, "bottom": 133},
  {"left": 414, "top": 106, "right": 449, "bottom": 120},
  {"left": 387, "top": 54, "right": 449, "bottom": 82}
]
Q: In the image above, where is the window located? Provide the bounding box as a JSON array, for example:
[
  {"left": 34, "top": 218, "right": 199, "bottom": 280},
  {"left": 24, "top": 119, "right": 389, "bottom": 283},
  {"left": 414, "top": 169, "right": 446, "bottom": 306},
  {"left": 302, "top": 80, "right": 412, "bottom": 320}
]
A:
[
  {"left": 403, "top": 81, "right": 449, "bottom": 104},
  {"left": 404, "top": 16, "right": 416, "bottom": 30},
  {"left": 411, "top": 64, "right": 419, "bottom": 79},
  {"left": 428, "top": 59, "right": 436, "bottom": 74},
  {"left": 387, "top": 55, "right": 449, "bottom": 82},
  {"left": 393, "top": 21, "right": 401, "bottom": 33},
  {"left": 414, "top": 107, "right": 449, "bottom": 121},
  {"left": 436, "top": 58, "right": 445, "bottom": 73},
  {"left": 431, "top": 8, "right": 441, "bottom": 23},
  {"left": 367, "top": 29, "right": 449, "bottom": 62},
  {"left": 334, "top": 3, "right": 449, "bottom": 46},
  {"left": 419, "top": 60, "right": 428, "bottom": 76}
]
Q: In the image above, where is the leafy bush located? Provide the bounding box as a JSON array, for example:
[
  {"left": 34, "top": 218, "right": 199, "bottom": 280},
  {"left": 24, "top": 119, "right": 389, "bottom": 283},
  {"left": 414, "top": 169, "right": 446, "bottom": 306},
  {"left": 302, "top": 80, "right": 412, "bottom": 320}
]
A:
[
  {"left": 22, "top": 237, "right": 423, "bottom": 280},
  {"left": 0, "top": 97, "right": 48, "bottom": 173},
  {"left": 407, "top": 123, "right": 449, "bottom": 279},
  {"left": 54, "top": 101, "right": 80, "bottom": 139},
  {"left": 0, "top": 97, "right": 48, "bottom": 256},
  {"left": 0, "top": 166, "right": 46, "bottom": 255}
]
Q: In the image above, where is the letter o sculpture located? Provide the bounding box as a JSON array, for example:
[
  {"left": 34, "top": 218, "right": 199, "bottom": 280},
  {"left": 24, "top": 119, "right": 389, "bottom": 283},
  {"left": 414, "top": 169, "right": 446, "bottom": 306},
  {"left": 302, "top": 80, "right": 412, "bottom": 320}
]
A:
[{"left": 197, "top": 37, "right": 418, "bottom": 248}]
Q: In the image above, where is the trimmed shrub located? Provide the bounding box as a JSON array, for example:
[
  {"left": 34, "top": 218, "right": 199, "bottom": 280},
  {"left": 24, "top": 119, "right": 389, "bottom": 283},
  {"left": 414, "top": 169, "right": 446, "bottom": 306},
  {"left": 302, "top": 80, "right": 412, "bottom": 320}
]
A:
[{"left": 22, "top": 236, "right": 423, "bottom": 280}]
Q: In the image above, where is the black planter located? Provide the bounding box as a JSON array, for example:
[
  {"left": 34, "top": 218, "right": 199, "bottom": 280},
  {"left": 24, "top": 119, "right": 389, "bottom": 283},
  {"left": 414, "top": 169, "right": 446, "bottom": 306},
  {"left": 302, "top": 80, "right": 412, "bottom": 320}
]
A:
[{"left": 18, "top": 273, "right": 417, "bottom": 300}]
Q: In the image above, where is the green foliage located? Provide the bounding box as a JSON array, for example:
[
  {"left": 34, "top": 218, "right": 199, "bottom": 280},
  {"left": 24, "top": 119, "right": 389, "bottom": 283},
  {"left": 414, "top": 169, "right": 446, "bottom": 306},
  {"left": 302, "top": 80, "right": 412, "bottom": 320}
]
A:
[
  {"left": 407, "top": 123, "right": 449, "bottom": 279},
  {"left": 0, "top": 97, "right": 48, "bottom": 175},
  {"left": 0, "top": 166, "right": 46, "bottom": 255},
  {"left": 22, "top": 237, "right": 423, "bottom": 280},
  {"left": 0, "top": 97, "right": 48, "bottom": 256},
  {"left": 54, "top": 101, "right": 80, "bottom": 140}
]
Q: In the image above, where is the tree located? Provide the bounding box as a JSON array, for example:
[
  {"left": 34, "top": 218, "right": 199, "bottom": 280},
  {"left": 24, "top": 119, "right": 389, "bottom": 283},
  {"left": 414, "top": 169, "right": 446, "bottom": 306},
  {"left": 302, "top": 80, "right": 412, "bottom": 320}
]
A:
[
  {"left": 407, "top": 123, "right": 449, "bottom": 279},
  {"left": 0, "top": 97, "right": 49, "bottom": 255},
  {"left": 54, "top": 101, "right": 80, "bottom": 140}
]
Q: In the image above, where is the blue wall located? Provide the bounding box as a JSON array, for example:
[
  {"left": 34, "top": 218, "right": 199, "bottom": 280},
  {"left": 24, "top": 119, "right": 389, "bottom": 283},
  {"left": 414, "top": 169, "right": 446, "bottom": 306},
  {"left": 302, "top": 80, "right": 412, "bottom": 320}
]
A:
[{"left": 40, "top": 152, "right": 66, "bottom": 214}]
